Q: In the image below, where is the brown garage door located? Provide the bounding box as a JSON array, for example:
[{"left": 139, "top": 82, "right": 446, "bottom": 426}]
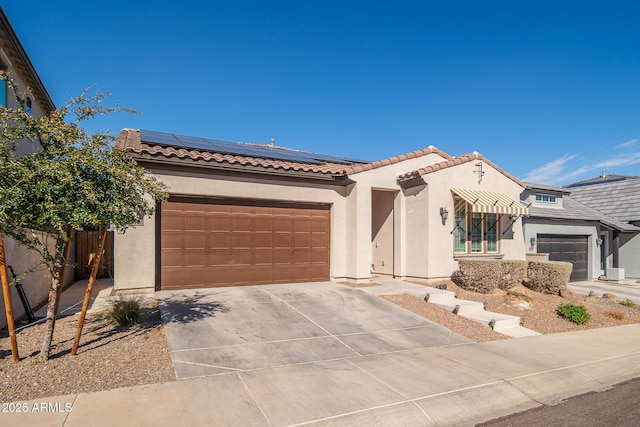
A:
[
  {"left": 160, "top": 199, "right": 330, "bottom": 290},
  {"left": 537, "top": 234, "right": 588, "bottom": 282}
]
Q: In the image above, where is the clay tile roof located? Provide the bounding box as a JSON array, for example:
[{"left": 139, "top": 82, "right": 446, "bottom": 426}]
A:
[
  {"left": 115, "top": 129, "right": 361, "bottom": 176},
  {"left": 398, "top": 152, "right": 525, "bottom": 187},
  {"left": 342, "top": 146, "right": 451, "bottom": 175}
]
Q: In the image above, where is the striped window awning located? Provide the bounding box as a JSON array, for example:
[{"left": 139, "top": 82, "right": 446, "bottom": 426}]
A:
[{"left": 452, "top": 188, "right": 528, "bottom": 215}]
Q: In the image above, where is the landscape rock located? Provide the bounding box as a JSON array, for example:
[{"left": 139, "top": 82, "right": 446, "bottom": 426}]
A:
[
  {"left": 560, "top": 289, "right": 583, "bottom": 304},
  {"left": 507, "top": 284, "right": 533, "bottom": 302}
]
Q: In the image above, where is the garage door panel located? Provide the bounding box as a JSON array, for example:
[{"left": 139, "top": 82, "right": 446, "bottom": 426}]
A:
[
  {"left": 252, "top": 249, "right": 273, "bottom": 265},
  {"left": 160, "top": 200, "right": 330, "bottom": 290},
  {"left": 162, "top": 250, "right": 184, "bottom": 268}
]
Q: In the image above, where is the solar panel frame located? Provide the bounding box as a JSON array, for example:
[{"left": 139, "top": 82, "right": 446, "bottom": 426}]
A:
[{"left": 139, "top": 129, "right": 185, "bottom": 147}]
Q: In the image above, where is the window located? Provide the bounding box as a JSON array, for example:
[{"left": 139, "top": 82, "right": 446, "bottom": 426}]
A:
[
  {"left": 0, "top": 78, "right": 5, "bottom": 108},
  {"left": 454, "top": 198, "right": 467, "bottom": 252},
  {"left": 0, "top": 61, "right": 6, "bottom": 108},
  {"left": 25, "top": 96, "right": 32, "bottom": 115},
  {"left": 535, "top": 194, "right": 557, "bottom": 203},
  {"left": 453, "top": 198, "right": 500, "bottom": 254}
]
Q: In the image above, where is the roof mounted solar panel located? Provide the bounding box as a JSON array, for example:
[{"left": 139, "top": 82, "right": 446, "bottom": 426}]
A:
[
  {"left": 243, "top": 145, "right": 323, "bottom": 164},
  {"left": 173, "top": 135, "right": 217, "bottom": 151},
  {"left": 307, "top": 153, "right": 368, "bottom": 165},
  {"left": 139, "top": 129, "right": 184, "bottom": 147},
  {"left": 139, "top": 129, "right": 362, "bottom": 165}
]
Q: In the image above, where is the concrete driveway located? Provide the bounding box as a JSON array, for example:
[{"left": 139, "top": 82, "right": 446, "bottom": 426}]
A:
[
  {"left": 157, "top": 281, "right": 470, "bottom": 379},
  {"left": 569, "top": 280, "right": 640, "bottom": 305}
]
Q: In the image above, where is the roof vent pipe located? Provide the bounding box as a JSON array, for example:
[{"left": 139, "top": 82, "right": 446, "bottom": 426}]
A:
[
  {"left": 602, "top": 170, "right": 606, "bottom": 178},
  {"left": 270, "top": 138, "right": 275, "bottom": 147}
]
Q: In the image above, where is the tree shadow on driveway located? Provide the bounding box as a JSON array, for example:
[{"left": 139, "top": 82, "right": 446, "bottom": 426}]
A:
[{"left": 158, "top": 291, "right": 231, "bottom": 324}]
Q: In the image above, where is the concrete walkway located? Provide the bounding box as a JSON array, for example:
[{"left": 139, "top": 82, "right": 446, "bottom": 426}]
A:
[
  {"left": 2, "top": 324, "right": 640, "bottom": 426},
  {"left": 3, "top": 279, "right": 640, "bottom": 426},
  {"left": 32, "top": 278, "right": 114, "bottom": 319}
]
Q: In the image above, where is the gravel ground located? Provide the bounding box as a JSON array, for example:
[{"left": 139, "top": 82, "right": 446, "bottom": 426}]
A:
[
  {"left": 0, "top": 302, "right": 175, "bottom": 403},
  {"left": 382, "top": 294, "right": 510, "bottom": 342}
]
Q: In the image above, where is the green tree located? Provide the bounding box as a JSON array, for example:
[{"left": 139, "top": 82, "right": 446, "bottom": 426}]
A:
[{"left": 0, "top": 74, "right": 168, "bottom": 360}]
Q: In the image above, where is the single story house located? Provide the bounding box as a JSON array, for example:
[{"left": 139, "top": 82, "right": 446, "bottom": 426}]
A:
[
  {"left": 114, "top": 129, "right": 528, "bottom": 292},
  {"left": 522, "top": 177, "right": 640, "bottom": 282}
]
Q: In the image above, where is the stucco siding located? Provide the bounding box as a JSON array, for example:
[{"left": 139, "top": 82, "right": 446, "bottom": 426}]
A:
[
  {"left": 0, "top": 234, "right": 74, "bottom": 329},
  {"left": 114, "top": 167, "right": 348, "bottom": 291},
  {"left": 619, "top": 233, "right": 640, "bottom": 278},
  {"left": 421, "top": 160, "right": 527, "bottom": 279}
]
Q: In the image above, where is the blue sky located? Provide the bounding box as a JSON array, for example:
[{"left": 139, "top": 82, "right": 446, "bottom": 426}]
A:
[{"left": 4, "top": 1, "right": 640, "bottom": 185}]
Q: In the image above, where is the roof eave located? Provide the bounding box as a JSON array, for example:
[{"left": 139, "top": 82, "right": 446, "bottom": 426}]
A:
[
  {"left": 128, "top": 152, "right": 352, "bottom": 185},
  {"left": 0, "top": 7, "right": 55, "bottom": 113}
]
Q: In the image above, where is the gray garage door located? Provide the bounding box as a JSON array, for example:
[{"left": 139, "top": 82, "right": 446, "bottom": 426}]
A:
[{"left": 537, "top": 234, "right": 588, "bottom": 282}]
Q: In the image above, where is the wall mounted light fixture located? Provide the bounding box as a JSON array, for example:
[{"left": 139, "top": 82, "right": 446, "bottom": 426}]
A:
[
  {"left": 440, "top": 207, "right": 449, "bottom": 223},
  {"left": 509, "top": 213, "right": 519, "bottom": 222},
  {"left": 530, "top": 236, "right": 537, "bottom": 246},
  {"left": 596, "top": 238, "right": 603, "bottom": 246}
]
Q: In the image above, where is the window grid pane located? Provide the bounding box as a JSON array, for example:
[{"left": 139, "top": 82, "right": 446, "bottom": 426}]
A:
[
  {"left": 454, "top": 198, "right": 466, "bottom": 253},
  {"left": 471, "top": 213, "right": 482, "bottom": 253},
  {"left": 486, "top": 213, "right": 498, "bottom": 253}
]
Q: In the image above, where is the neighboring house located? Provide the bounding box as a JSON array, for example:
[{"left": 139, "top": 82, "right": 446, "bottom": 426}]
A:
[
  {"left": 0, "top": 7, "right": 72, "bottom": 328},
  {"left": 521, "top": 178, "right": 640, "bottom": 282},
  {"left": 114, "top": 128, "right": 528, "bottom": 292},
  {"left": 567, "top": 174, "right": 640, "bottom": 279}
]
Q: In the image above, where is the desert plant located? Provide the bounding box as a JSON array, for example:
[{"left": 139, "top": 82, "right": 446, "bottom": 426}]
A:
[
  {"left": 108, "top": 297, "right": 144, "bottom": 326},
  {"left": 557, "top": 303, "right": 590, "bottom": 325},
  {"left": 619, "top": 299, "right": 636, "bottom": 308},
  {"left": 604, "top": 309, "right": 625, "bottom": 320},
  {"left": 452, "top": 259, "right": 528, "bottom": 293},
  {"left": 525, "top": 261, "right": 572, "bottom": 294}
]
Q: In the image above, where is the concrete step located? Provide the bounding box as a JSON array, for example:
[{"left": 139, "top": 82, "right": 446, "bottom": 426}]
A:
[
  {"left": 431, "top": 299, "right": 485, "bottom": 316},
  {"left": 422, "top": 289, "right": 457, "bottom": 304},
  {"left": 462, "top": 310, "right": 521, "bottom": 330},
  {"left": 494, "top": 325, "right": 541, "bottom": 338}
]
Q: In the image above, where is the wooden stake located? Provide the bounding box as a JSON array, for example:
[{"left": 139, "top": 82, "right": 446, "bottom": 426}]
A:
[
  {"left": 71, "top": 228, "right": 107, "bottom": 356},
  {"left": 54, "top": 226, "right": 74, "bottom": 318},
  {"left": 0, "top": 233, "right": 19, "bottom": 363}
]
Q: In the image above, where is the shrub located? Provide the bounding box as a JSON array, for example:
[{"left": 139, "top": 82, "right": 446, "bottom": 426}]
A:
[
  {"left": 498, "top": 260, "right": 528, "bottom": 290},
  {"left": 525, "top": 261, "right": 572, "bottom": 295},
  {"left": 557, "top": 303, "right": 590, "bottom": 325},
  {"left": 452, "top": 259, "right": 502, "bottom": 293},
  {"left": 619, "top": 299, "right": 636, "bottom": 308},
  {"left": 453, "top": 259, "right": 528, "bottom": 293},
  {"left": 108, "top": 297, "right": 144, "bottom": 326}
]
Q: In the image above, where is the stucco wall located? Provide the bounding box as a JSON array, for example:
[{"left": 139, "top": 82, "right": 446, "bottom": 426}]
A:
[
  {"left": 619, "top": 233, "right": 640, "bottom": 278},
  {"left": 419, "top": 160, "right": 527, "bottom": 279},
  {"left": 114, "top": 167, "right": 349, "bottom": 291},
  {"left": 0, "top": 234, "right": 75, "bottom": 329},
  {"left": 522, "top": 220, "right": 601, "bottom": 280}
]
